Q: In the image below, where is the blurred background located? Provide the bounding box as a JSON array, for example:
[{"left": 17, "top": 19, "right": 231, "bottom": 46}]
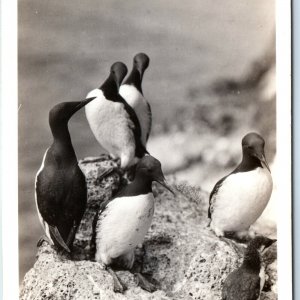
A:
[{"left": 19, "top": 0, "right": 275, "bottom": 282}]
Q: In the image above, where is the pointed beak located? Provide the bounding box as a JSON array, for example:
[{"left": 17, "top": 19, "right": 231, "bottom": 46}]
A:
[
  {"left": 155, "top": 174, "right": 175, "bottom": 195},
  {"left": 74, "top": 96, "right": 96, "bottom": 112},
  {"left": 136, "top": 65, "right": 144, "bottom": 81},
  {"left": 259, "top": 153, "right": 271, "bottom": 172}
]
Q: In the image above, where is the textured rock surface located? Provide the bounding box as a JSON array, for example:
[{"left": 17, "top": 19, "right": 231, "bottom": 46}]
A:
[{"left": 20, "top": 156, "right": 277, "bottom": 300}]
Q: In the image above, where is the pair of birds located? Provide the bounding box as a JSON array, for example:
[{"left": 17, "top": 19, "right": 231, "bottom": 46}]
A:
[
  {"left": 35, "top": 50, "right": 275, "bottom": 296},
  {"left": 35, "top": 53, "right": 171, "bottom": 292}
]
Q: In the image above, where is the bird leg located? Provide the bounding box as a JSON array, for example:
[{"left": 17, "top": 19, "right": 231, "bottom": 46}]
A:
[
  {"left": 66, "top": 222, "right": 77, "bottom": 246},
  {"left": 96, "top": 166, "right": 118, "bottom": 181},
  {"left": 132, "top": 244, "right": 158, "bottom": 293}
]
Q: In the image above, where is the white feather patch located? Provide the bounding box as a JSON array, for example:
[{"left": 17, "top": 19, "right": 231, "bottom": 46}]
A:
[
  {"left": 85, "top": 89, "right": 136, "bottom": 168},
  {"left": 119, "top": 84, "right": 151, "bottom": 145},
  {"left": 259, "top": 265, "right": 266, "bottom": 294},
  {"left": 211, "top": 167, "right": 273, "bottom": 233},
  {"left": 34, "top": 148, "right": 53, "bottom": 243},
  {"left": 95, "top": 193, "right": 154, "bottom": 265}
]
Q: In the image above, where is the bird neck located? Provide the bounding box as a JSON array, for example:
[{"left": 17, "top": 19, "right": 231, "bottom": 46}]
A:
[
  {"left": 235, "top": 153, "right": 263, "bottom": 173},
  {"left": 100, "top": 74, "right": 119, "bottom": 99},
  {"left": 124, "top": 67, "right": 143, "bottom": 94},
  {"left": 50, "top": 123, "right": 77, "bottom": 161},
  {"left": 125, "top": 172, "right": 152, "bottom": 196},
  {"left": 242, "top": 246, "right": 261, "bottom": 273}
]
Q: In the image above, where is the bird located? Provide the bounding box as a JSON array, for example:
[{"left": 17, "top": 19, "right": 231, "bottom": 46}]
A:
[
  {"left": 93, "top": 155, "right": 174, "bottom": 293},
  {"left": 119, "top": 53, "right": 152, "bottom": 146},
  {"left": 208, "top": 132, "right": 273, "bottom": 240},
  {"left": 221, "top": 236, "right": 276, "bottom": 300},
  {"left": 35, "top": 96, "right": 96, "bottom": 253},
  {"left": 85, "top": 62, "right": 148, "bottom": 171}
]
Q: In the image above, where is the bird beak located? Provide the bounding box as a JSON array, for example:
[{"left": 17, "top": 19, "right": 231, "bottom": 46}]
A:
[
  {"left": 136, "top": 65, "right": 144, "bottom": 81},
  {"left": 155, "top": 173, "right": 175, "bottom": 195},
  {"left": 74, "top": 96, "right": 96, "bottom": 112},
  {"left": 259, "top": 153, "right": 271, "bottom": 172},
  {"left": 157, "top": 179, "right": 175, "bottom": 195}
]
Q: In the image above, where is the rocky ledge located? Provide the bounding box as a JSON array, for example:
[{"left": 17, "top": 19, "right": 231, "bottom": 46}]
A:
[{"left": 20, "top": 155, "right": 277, "bottom": 300}]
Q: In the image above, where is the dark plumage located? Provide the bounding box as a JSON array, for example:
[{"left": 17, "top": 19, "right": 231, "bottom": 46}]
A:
[
  {"left": 35, "top": 97, "right": 96, "bottom": 252},
  {"left": 222, "top": 236, "right": 276, "bottom": 300}
]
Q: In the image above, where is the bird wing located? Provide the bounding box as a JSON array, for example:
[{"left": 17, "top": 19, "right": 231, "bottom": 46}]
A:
[
  {"left": 117, "top": 94, "right": 149, "bottom": 156},
  {"left": 36, "top": 150, "right": 86, "bottom": 250},
  {"left": 146, "top": 101, "right": 152, "bottom": 142},
  {"left": 208, "top": 175, "right": 228, "bottom": 219}
]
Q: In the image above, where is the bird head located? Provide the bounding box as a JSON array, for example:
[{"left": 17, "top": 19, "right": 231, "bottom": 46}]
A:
[
  {"left": 242, "top": 132, "right": 270, "bottom": 171},
  {"left": 249, "top": 235, "right": 277, "bottom": 253},
  {"left": 136, "top": 155, "right": 174, "bottom": 195},
  {"left": 110, "top": 62, "right": 128, "bottom": 89},
  {"left": 133, "top": 53, "right": 149, "bottom": 80},
  {"left": 49, "top": 97, "right": 96, "bottom": 125}
]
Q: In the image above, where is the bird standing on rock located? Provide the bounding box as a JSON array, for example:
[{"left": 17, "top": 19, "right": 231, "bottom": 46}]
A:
[
  {"left": 94, "top": 155, "right": 174, "bottom": 293},
  {"left": 208, "top": 132, "right": 273, "bottom": 240},
  {"left": 222, "top": 236, "right": 276, "bottom": 300},
  {"left": 85, "top": 62, "right": 148, "bottom": 170},
  {"left": 35, "top": 97, "right": 96, "bottom": 253},
  {"left": 119, "top": 53, "right": 152, "bottom": 146}
]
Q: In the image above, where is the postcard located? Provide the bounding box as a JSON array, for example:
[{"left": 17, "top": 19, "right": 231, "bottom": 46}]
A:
[{"left": 1, "top": 0, "right": 292, "bottom": 299}]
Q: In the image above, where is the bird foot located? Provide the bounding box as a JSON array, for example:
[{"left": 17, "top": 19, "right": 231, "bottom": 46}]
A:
[
  {"left": 107, "top": 268, "right": 127, "bottom": 293},
  {"left": 37, "top": 235, "right": 51, "bottom": 248},
  {"left": 96, "top": 166, "right": 116, "bottom": 181},
  {"left": 134, "top": 273, "right": 158, "bottom": 293}
]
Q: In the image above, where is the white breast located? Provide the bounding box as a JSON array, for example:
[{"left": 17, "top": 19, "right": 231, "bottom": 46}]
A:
[
  {"left": 85, "top": 89, "right": 136, "bottom": 168},
  {"left": 34, "top": 148, "right": 52, "bottom": 242},
  {"left": 259, "top": 265, "right": 266, "bottom": 295},
  {"left": 119, "top": 84, "right": 151, "bottom": 145},
  {"left": 95, "top": 193, "right": 154, "bottom": 265},
  {"left": 211, "top": 167, "right": 273, "bottom": 232}
]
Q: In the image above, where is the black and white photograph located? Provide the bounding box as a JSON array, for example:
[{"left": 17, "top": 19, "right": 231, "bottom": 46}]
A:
[{"left": 13, "top": 0, "right": 291, "bottom": 299}]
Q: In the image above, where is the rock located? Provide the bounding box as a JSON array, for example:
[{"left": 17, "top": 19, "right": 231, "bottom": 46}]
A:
[{"left": 20, "top": 156, "right": 277, "bottom": 300}]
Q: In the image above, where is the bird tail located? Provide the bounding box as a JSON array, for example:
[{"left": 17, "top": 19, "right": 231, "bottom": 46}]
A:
[{"left": 49, "top": 225, "right": 71, "bottom": 253}]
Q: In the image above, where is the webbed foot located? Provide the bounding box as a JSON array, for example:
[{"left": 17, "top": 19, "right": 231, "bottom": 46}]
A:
[
  {"left": 37, "top": 235, "right": 51, "bottom": 248},
  {"left": 134, "top": 273, "right": 158, "bottom": 293},
  {"left": 107, "top": 267, "right": 127, "bottom": 293}
]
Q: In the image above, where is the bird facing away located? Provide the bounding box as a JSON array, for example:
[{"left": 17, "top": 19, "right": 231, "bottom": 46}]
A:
[
  {"left": 94, "top": 155, "right": 174, "bottom": 292},
  {"left": 119, "top": 53, "right": 152, "bottom": 146},
  {"left": 208, "top": 132, "right": 273, "bottom": 239},
  {"left": 85, "top": 62, "right": 148, "bottom": 170},
  {"left": 222, "top": 236, "right": 276, "bottom": 300},
  {"left": 35, "top": 97, "right": 96, "bottom": 253}
]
